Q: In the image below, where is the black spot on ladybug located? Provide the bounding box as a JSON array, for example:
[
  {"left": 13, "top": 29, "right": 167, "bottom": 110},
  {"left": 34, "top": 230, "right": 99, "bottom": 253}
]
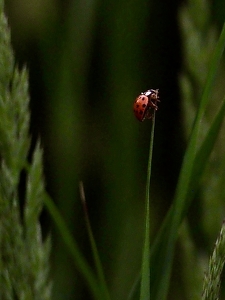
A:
[
  {"left": 141, "top": 97, "right": 145, "bottom": 100},
  {"left": 139, "top": 111, "right": 143, "bottom": 115},
  {"left": 142, "top": 104, "right": 146, "bottom": 108}
]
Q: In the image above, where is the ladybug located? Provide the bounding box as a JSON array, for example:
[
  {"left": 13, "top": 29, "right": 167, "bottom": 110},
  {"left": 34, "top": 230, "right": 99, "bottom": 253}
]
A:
[{"left": 133, "top": 89, "right": 160, "bottom": 121}]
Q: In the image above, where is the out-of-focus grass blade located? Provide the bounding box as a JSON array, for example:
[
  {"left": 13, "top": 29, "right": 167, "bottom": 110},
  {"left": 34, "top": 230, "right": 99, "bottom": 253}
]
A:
[
  {"left": 140, "top": 114, "right": 156, "bottom": 300},
  {"left": 79, "top": 182, "right": 111, "bottom": 300},
  {"left": 150, "top": 23, "right": 225, "bottom": 300},
  {"left": 150, "top": 96, "right": 225, "bottom": 299},
  {"left": 127, "top": 22, "right": 225, "bottom": 300},
  {"left": 129, "top": 97, "right": 225, "bottom": 300},
  {"left": 188, "top": 98, "right": 225, "bottom": 204},
  {"left": 43, "top": 193, "right": 103, "bottom": 300}
]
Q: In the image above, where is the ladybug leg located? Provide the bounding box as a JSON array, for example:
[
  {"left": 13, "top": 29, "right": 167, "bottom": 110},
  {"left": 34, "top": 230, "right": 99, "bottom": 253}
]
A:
[
  {"left": 145, "top": 108, "right": 153, "bottom": 119},
  {"left": 149, "top": 100, "right": 158, "bottom": 110},
  {"left": 148, "top": 97, "right": 159, "bottom": 110},
  {"left": 147, "top": 90, "right": 160, "bottom": 110}
]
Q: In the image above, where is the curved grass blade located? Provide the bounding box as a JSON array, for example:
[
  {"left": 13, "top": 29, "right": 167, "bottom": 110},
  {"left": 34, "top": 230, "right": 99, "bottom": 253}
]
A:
[
  {"left": 149, "top": 98, "right": 225, "bottom": 299},
  {"left": 128, "top": 22, "right": 225, "bottom": 300},
  {"left": 43, "top": 193, "right": 103, "bottom": 300},
  {"left": 150, "top": 22, "right": 225, "bottom": 300},
  {"left": 153, "top": 94, "right": 225, "bottom": 251},
  {"left": 79, "top": 181, "right": 111, "bottom": 300}
]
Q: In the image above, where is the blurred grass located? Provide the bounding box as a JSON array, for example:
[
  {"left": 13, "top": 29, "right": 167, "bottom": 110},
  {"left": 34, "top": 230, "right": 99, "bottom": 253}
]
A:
[{"left": 4, "top": 0, "right": 225, "bottom": 299}]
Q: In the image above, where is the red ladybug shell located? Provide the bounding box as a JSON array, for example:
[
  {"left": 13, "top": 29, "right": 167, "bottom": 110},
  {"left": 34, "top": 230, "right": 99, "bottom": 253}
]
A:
[
  {"left": 133, "top": 89, "right": 159, "bottom": 122},
  {"left": 133, "top": 94, "right": 149, "bottom": 121}
]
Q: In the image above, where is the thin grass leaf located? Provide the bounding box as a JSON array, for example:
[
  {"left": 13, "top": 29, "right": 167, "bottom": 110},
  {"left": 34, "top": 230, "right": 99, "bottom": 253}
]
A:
[
  {"left": 140, "top": 113, "right": 156, "bottom": 300},
  {"left": 79, "top": 181, "right": 111, "bottom": 300},
  {"left": 150, "top": 95, "right": 225, "bottom": 295},
  {"left": 43, "top": 193, "right": 103, "bottom": 300},
  {"left": 150, "top": 22, "right": 225, "bottom": 300},
  {"left": 187, "top": 98, "right": 225, "bottom": 204},
  {"left": 155, "top": 94, "right": 225, "bottom": 241},
  {"left": 128, "top": 22, "right": 225, "bottom": 300}
]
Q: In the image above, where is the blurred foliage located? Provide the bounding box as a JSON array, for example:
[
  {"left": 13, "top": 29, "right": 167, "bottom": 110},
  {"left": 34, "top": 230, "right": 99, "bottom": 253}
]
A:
[
  {"left": 202, "top": 221, "right": 225, "bottom": 300},
  {"left": 3, "top": 0, "right": 225, "bottom": 299},
  {"left": 0, "top": 3, "right": 51, "bottom": 298}
]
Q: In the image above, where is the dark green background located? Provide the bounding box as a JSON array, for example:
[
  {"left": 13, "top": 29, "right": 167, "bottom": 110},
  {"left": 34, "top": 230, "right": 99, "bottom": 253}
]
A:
[{"left": 4, "top": 0, "right": 225, "bottom": 299}]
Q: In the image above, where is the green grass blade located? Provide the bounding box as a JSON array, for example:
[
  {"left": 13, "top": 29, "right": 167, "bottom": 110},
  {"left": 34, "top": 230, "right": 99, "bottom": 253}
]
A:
[
  {"left": 195, "top": 23, "right": 225, "bottom": 122},
  {"left": 43, "top": 193, "right": 103, "bottom": 300},
  {"left": 152, "top": 94, "right": 225, "bottom": 246},
  {"left": 79, "top": 182, "right": 111, "bottom": 300},
  {"left": 140, "top": 113, "right": 156, "bottom": 300},
  {"left": 150, "top": 95, "right": 225, "bottom": 297},
  {"left": 128, "top": 23, "right": 225, "bottom": 300},
  {"left": 150, "top": 22, "right": 225, "bottom": 300},
  {"left": 188, "top": 97, "right": 225, "bottom": 201}
]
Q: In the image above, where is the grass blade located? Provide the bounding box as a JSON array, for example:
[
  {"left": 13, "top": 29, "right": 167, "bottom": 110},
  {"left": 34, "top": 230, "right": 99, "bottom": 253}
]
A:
[
  {"left": 43, "top": 193, "right": 103, "bottom": 300},
  {"left": 150, "top": 95, "right": 225, "bottom": 298},
  {"left": 140, "top": 113, "right": 156, "bottom": 300},
  {"left": 79, "top": 181, "right": 111, "bottom": 300},
  {"left": 128, "top": 22, "right": 225, "bottom": 300},
  {"left": 150, "top": 22, "right": 225, "bottom": 300}
]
